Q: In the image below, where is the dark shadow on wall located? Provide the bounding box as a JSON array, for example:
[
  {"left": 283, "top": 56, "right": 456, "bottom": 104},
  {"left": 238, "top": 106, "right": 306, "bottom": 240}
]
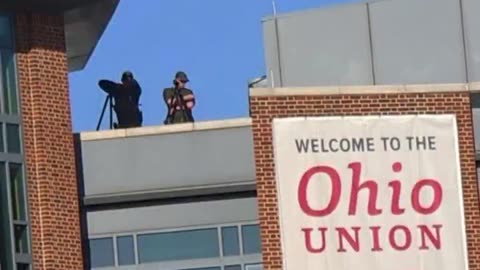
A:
[
  {"left": 73, "top": 133, "right": 91, "bottom": 270},
  {"left": 85, "top": 190, "right": 258, "bottom": 213}
]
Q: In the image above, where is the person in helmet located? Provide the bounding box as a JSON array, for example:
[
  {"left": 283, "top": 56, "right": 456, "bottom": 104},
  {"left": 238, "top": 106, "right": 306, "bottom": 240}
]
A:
[
  {"left": 163, "top": 71, "right": 195, "bottom": 124},
  {"left": 113, "top": 71, "right": 142, "bottom": 128}
]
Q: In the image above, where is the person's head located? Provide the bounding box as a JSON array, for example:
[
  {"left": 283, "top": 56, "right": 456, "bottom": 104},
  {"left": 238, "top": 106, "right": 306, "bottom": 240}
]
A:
[
  {"left": 174, "top": 71, "right": 189, "bottom": 88},
  {"left": 121, "top": 71, "right": 134, "bottom": 84}
]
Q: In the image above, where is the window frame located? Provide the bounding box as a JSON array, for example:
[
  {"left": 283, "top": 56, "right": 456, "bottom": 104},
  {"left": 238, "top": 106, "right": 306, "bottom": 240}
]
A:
[
  {"left": 0, "top": 13, "right": 32, "bottom": 270},
  {"left": 115, "top": 234, "right": 135, "bottom": 266},
  {"left": 88, "top": 237, "right": 115, "bottom": 268},
  {"left": 88, "top": 221, "right": 262, "bottom": 270},
  {"left": 137, "top": 226, "right": 221, "bottom": 264}
]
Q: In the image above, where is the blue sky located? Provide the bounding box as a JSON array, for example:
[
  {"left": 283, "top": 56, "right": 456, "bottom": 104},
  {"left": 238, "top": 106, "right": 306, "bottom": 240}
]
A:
[{"left": 68, "top": 0, "right": 358, "bottom": 132}]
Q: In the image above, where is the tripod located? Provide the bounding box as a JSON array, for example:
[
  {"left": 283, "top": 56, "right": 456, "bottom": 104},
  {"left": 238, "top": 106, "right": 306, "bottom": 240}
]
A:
[{"left": 96, "top": 94, "right": 114, "bottom": 131}]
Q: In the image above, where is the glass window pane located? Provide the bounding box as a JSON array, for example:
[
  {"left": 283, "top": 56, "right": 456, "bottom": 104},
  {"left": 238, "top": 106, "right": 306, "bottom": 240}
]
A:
[
  {"left": 9, "top": 164, "right": 26, "bottom": 221},
  {"left": 117, "top": 235, "right": 135, "bottom": 265},
  {"left": 180, "top": 267, "right": 221, "bottom": 270},
  {"left": 242, "top": 225, "right": 261, "bottom": 254},
  {"left": 16, "top": 263, "right": 30, "bottom": 270},
  {"left": 225, "top": 265, "right": 242, "bottom": 270},
  {"left": 245, "top": 264, "right": 262, "bottom": 270},
  {"left": 1, "top": 50, "right": 18, "bottom": 114},
  {"left": 0, "top": 162, "right": 14, "bottom": 270},
  {"left": 6, "top": 124, "right": 20, "bottom": 153},
  {"left": 222, "top": 226, "right": 240, "bottom": 256},
  {"left": 14, "top": 224, "right": 28, "bottom": 254},
  {"left": 0, "top": 16, "right": 12, "bottom": 48},
  {"left": 137, "top": 228, "right": 219, "bottom": 263},
  {"left": 89, "top": 238, "right": 114, "bottom": 268},
  {"left": 0, "top": 123, "right": 4, "bottom": 152}
]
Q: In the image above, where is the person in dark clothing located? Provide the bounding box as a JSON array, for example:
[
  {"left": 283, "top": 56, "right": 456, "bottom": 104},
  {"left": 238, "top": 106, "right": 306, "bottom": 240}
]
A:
[
  {"left": 112, "top": 71, "right": 142, "bottom": 128},
  {"left": 163, "top": 71, "right": 196, "bottom": 124}
]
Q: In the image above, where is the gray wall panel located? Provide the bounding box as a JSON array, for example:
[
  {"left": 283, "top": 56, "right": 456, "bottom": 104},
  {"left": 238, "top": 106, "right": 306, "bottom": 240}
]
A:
[
  {"left": 262, "top": 19, "right": 281, "bottom": 87},
  {"left": 81, "top": 126, "right": 255, "bottom": 197},
  {"left": 462, "top": 0, "right": 480, "bottom": 81},
  {"left": 264, "top": 4, "right": 374, "bottom": 87},
  {"left": 261, "top": 0, "right": 479, "bottom": 87},
  {"left": 368, "top": 0, "right": 466, "bottom": 84},
  {"left": 472, "top": 108, "right": 480, "bottom": 151},
  {"left": 87, "top": 197, "right": 258, "bottom": 235}
]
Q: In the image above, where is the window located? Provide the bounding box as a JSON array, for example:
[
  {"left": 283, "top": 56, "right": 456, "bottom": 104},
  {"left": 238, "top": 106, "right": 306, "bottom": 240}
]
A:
[
  {"left": 1, "top": 50, "right": 18, "bottom": 114},
  {"left": 245, "top": 264, "right": 263, "bottom": 270},
  {"left": 242, "top": 225, "right": 261, "bottom": 254},
  {"left": 0, "top": 16, "right": 11, "bottom": 48},
  {"left": 0, "top": 162, "right": 14, "bottom": 268},
  {"left": 138, "top": 228, "right": 219, "bottom": 263},
  {"left": 222, "top": 226, "right": 240, "bottom": 256},
  {"left": 179, "top": 267, "right": 221, "bottom": 270},
  {"left": 225, "top": 265, "right": 242, "bottom": 270},
  {"left": 6, "top": 124, "right": 20, "bottom": 153},
  {"left": 0, "top": 124, "right": 4, "bottom": 152},
  {"left": 9, "top": 164, "right": 26, "bottom": 221},
  {"left": 16, "top": 263, "right": 30, "bottom": 270},
  {"left": 117, "top": 235, "right": 135, "bottom": 266},
  {"left": 14, "top": 224, "right": 29, "bottom": 254},
  {"left": 0, "top": 14, "right": 30, "bottom": 270},
  {"left": 89, "top": 238, "right": 114, "bottom": 268},
  {"left": 88, "top": 223, "right": 261, "bottom": 269}
]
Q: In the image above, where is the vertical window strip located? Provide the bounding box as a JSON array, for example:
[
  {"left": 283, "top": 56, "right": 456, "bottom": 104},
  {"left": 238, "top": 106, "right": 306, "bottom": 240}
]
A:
[{"left": 0, "top": 14, "right": 32, "bottom": 269}]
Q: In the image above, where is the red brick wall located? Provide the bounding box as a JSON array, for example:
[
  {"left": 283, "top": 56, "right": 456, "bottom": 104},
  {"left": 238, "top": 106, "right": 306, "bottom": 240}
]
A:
[
  {"left": 14, "top": 14, "right": 84, "bottom": 270},
  {"left": 250, "top": 91, "right": 480, "bottom": 270}
]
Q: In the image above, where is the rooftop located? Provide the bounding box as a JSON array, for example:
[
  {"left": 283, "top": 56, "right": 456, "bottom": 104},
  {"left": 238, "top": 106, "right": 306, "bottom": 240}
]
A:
[
  {"left": 80, "top": 117, "right": 252, "bottom": 141},
  {"left": 76, "top": 118, "right": 255, "bottom": 206}
]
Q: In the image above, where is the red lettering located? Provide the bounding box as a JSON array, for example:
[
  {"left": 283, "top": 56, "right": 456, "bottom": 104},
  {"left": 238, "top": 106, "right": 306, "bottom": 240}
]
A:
[
  {"left": 418, "top": 224, "right": 442, "bottom": 250},
  {"left": 389, "top": 225, "right": 412, "bottom": 251},
  {"left": 298, "top": 166, "right": 341, "bottom": 217},
  {"left": 411, "top": 179, "right": 443, "bottom": 214},
  {"left": 336, "top": 227, "right": 361, "bottom": 252},
  {"left": 389, "top": 162, "right": 405, "bottom": 215},
  {"left": 348, "top": 162, "right": 382, "bottom": 216},
  {"left": 302, "top": 227, "right": 327, "bottom": 253},
  {"left": 298, "top": 163, "right": 443, "bottom": 218},
  {"left": 369, "top": 226, "right": 383, "bottom": 251}
]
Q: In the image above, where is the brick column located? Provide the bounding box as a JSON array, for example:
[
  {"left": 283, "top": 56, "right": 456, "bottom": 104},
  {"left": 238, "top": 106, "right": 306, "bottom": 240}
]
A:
[
  {"left": 14, "top": 14, "right": 84, "bottom": 269},
  {"left": 249, "top": 86, "right": 480, "bottom": 270}
]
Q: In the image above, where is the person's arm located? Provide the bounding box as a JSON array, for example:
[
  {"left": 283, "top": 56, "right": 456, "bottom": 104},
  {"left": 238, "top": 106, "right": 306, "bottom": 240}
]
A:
[
  {"left": 163, "top": 88, "right": 173, "bottom": 105},
  {"left": 182, "top": 89, "right": 195, "bottom": 109},
  {"left": 133, "top": 80, "right": 141, "bottom": 106}
]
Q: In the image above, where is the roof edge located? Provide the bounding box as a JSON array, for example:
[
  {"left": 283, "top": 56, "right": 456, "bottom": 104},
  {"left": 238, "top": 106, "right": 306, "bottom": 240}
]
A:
[
  {"left": 261, "top": 0, "right": 374, "bottom": 23},
  {"left": 250, "top": 82, "right": 480, "bottom": 97},
  {"left": 65, "top": 0, "right": 119, "bottom": 71},
  {"left": 79, "top": 117, "right": 253, "bottom": 141}
]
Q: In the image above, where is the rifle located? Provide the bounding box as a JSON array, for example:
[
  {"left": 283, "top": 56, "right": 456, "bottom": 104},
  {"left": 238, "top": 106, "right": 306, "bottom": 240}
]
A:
[{"left": 164, "top": 86, "right": 193, "bottom": 124}]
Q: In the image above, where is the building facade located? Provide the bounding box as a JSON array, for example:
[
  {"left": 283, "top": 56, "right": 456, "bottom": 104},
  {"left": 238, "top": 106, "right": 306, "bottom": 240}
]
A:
[
  {"left": 1, "top": 0, "right": 480, "bottom": 270},
  {"left": 76, "top": 119, "right": 263, "bottom": 270},
  {"left": 0, "top": 13, "right": 31, "bottom": 270},
  {"left": 262, "top": 0, "right": 480, "bottom": 87},
  {"left": 0, "top": 1, "right": 118, "bottom": 269},
  {"left": 249, "top": 84, "right": 480, "bottom": 270}
]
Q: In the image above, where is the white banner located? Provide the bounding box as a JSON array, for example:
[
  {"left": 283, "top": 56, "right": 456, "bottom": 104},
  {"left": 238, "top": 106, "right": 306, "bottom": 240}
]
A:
[{"left": 272, "top": 115, "right": 468, "bottom": 270}]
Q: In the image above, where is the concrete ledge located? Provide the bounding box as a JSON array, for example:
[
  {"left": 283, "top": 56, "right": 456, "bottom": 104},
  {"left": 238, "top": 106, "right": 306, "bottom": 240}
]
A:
[
  {"left": 83, "top": 181, "right": 256, "bottom": 206},
  {"left": 79, "top": 117, "right": 252, "bottom": 141},
  {"left": 250, "top": 82, "right": 480, "bottom": 97}
]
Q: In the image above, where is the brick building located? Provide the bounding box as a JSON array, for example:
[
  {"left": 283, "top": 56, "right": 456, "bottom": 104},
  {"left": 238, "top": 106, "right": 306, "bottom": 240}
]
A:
[
  {"left": 0, "top": 1, "right": 118, "bottom": 269},
  {"left": 1, "top": 0, "right": 480, "bottom": 270},
  {"left": 254, "top": 0, "right": 480, "bottom": 269},
  {"left": 249, "top": 84, "right": 480, "bottom": 270}
]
